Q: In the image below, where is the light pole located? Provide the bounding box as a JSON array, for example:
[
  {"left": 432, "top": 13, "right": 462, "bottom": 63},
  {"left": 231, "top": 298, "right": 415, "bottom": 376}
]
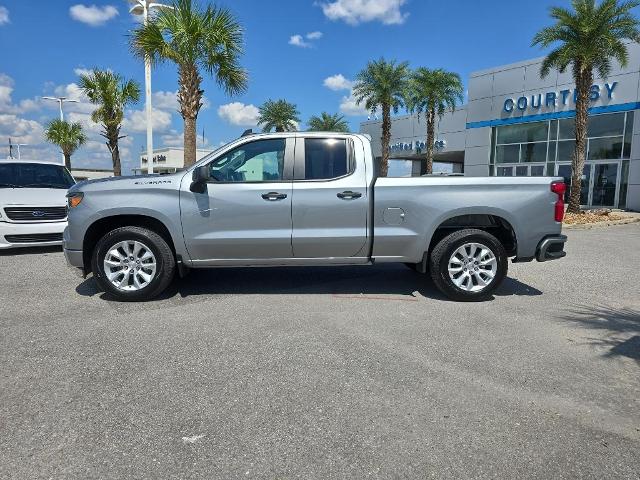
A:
[
  {"left": 42, "top": 96, "right": 79, "bottom": 164},
  {"left": 6, "top": 138, "right": 27, "bottom": 160},
  {"left": 129, "top": 0, "right": 174, "bottom": 175}
]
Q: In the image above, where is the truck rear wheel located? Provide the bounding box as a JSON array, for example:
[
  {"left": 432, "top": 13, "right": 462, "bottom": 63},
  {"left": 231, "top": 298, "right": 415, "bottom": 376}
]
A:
[
  {"left": 429, "top": 228, "right": 507, "bottom": 302},
  {"left": 91, "top": 226, "right": 175, "bottom": 302}
]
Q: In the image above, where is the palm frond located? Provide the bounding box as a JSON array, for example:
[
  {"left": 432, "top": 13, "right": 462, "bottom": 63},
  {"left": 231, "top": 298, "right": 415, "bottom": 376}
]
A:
[{"left": 533, "top": 0, "right": 640, "bottom": 78}]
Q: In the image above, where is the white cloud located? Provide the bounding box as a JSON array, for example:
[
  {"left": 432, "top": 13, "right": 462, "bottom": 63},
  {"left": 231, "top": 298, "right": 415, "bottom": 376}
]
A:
[
  {"left": 0, "top": 73, "right": 13, "bottom": 107},
  {"left": 322, "top": 74, "right": 367, "bottom": 116},
  {"left": 0, "top": 113, "right": 45, "bottom": 147},
  {"left": 290, "top": 31, "right": 323, "bottom": 48},
  {"left": 289, "top": 34, "right": 310, "bottom": 48},
  {"left": 150, "top": 90, "right": 209, "bottom": 111},
  {"left": 160, "top": 129, "right": 210, "bottom": 149},
  {"left": 319, "top": 0, "right": 409, "bottom": 25},
  {"left": 152, "top": 90, "right": 179, "bottom": 110},
  {"left": 51, "top": 82, "right": 95, "bottom": 114},
  {"left": 0, "top": 74, "right": 41, "bottom": 115},
  {"left": 124, "top": 107, "right": 172, "bottom": 133},
  {"left": 73, "top": 67, "right": 93, "bottom": 77},
  {"left": 339, "top": 92, "right": 368, "bottom": 116},
  {"left": 160, "top": 130, "right": 184, "bottom": 147},
  {"left": 0, "top": 6, "right": 9, "bottom": 26},
  {"left": 323, "top": 74, "right": 355, "bottom": 91},
  {"left": 69, "top": 4, "right": 118, "bottom": 27},
  {"left": 217, "top": 102, "right": 259, "bottom": 126}
]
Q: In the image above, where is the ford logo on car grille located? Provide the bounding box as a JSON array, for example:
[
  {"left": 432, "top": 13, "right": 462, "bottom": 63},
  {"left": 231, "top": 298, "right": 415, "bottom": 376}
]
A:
[{"left": 31, "top": 211, "right": 46, "bottom": 217}]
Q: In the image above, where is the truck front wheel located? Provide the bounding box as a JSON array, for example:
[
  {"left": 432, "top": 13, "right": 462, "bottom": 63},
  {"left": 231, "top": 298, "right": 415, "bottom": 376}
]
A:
[
  {"left": 429, "top": 229, "right": 507, "bottom": 302},
  {"left": 91, "top": 226, "right": 176, "bottom": 301}
]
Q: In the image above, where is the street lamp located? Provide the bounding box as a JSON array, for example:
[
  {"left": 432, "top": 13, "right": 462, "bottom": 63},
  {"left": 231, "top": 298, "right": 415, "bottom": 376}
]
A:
[
  {"left": 129, "top": 0, "right": 174, "bottom": 175},
  {"left": 6, "top": 138, "right": 28, "bottom": 160},
  {"left": 42, "top": 96, "right": 79, "bottom": 165}
]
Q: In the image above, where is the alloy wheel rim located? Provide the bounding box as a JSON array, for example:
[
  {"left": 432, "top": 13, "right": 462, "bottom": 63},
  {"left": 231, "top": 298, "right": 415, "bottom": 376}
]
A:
[
  {"left": 103, "top": 240, "right": 157, "bottom": 291},
  {"left": 448, "top": 242, "right": 497, "bottom": 292}
]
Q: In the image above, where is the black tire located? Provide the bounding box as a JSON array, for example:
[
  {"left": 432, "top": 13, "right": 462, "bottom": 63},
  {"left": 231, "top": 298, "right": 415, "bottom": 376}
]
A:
[
  {"left": 91, "top": 226, "right": 175, "bottom": 301},
  {"left": 429, "top": 228, "right": 507, "bottom": 302}
]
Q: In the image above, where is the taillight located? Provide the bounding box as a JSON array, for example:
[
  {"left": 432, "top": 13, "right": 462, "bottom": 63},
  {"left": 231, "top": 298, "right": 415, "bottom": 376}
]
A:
[{"left": 551, "top": 181, "right": 566, "bottom": 222}]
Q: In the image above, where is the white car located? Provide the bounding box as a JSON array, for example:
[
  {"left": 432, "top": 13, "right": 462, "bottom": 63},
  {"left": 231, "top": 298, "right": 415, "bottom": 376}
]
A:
[{"left": 0, "top": 160, "right": 76, "bottom": 249}]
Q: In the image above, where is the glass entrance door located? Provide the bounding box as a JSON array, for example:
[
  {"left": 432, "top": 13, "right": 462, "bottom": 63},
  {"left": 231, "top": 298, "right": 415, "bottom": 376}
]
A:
[
  {"left": 557, "top": 164, "right": 590, "bottom": 205},
  {"left": 556, "top": 163, "right": 619, "bottom": 207},
  {"left": 591, "top": 163, "right": 618, "bottom": 207}
]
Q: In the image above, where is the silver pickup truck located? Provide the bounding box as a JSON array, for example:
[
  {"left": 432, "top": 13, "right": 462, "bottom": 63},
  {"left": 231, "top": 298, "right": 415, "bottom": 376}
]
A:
[{"left": 63, "top": 132, "right": 567, "bottom": 302}]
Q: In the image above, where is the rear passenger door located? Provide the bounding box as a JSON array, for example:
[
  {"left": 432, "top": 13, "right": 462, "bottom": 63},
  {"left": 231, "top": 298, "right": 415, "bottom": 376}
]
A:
[{"left": 291, "top": 136, "right": 369, "bottom": 258}]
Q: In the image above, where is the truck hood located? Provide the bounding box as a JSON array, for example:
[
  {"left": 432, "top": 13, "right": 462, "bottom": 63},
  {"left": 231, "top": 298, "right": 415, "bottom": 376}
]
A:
[
  {"left": 0, "top": 187, "right": 68, "bottom": 207},
  {"left": 69, "top": 172, "right": 186, "bottom": 193}
]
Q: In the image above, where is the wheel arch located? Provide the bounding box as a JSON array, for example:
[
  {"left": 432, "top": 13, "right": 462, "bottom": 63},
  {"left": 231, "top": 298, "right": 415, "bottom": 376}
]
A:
[
  {"left": 82, "top": 214, "right": 177, "bottom": 274},
  {"left": 428, "top": 213, "right": 517, "bottom": 258}
]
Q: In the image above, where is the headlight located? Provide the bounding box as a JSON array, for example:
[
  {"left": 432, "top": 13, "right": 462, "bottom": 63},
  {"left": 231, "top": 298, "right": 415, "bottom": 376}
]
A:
[{"left": 67, "top": 192, "right": 84, "bottom": 208}]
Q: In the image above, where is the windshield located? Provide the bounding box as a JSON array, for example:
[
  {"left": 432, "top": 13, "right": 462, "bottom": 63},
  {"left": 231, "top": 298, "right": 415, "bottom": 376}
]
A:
[{"left": 0, "top": 163, "right": 76, "bottom": 189}]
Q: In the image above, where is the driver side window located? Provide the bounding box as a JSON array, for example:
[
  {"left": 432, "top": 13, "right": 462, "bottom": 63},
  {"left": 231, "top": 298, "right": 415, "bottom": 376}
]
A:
[{"left": 209, "top": 139, "right": 286, "bottom": 182}]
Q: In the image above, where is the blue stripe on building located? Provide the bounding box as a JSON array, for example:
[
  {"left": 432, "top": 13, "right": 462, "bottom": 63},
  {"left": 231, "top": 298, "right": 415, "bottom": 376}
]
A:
[{"left": 466, "top": 102, "right": 640, "bottom": 129}]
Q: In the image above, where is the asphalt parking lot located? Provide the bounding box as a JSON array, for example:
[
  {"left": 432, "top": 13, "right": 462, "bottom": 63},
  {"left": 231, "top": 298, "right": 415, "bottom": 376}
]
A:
[{"left": 1, "top": 224, "right": 639, "bottom": 479}]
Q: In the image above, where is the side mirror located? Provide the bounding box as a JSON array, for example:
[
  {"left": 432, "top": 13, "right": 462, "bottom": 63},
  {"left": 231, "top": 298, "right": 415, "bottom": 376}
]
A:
[{"left": 190, "top": 165, "right": 211, "bottom": 193}]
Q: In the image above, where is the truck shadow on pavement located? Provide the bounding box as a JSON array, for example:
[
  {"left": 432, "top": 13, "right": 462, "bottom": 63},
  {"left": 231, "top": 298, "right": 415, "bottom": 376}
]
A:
[
  {"left": 75, "top": 264, "right": 542, "bottom": 303},
  {"left": 557, "top": 305, "right": 640, "bottom": 364},
  {"left": 0, "top": 246, "right": 61, "bottom": 256}
]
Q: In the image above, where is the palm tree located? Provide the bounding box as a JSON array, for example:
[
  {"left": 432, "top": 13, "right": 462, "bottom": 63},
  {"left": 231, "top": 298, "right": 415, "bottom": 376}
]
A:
[
  {"left": 307, "top": 112, "right": 350, "bottom": 132},
  {"left": 406, "top": 68, "right": 464, "bottom": 174},
  {"left": 131, "top": 0, "right": 247, "bottom": 167},
  {"left": 78, "top": 70, "right": 140, "bottom": 176},
  {"left": 257, "top": 99, "right": 300, "bottom": 132},
  {"left": 44, "top": 119, "right": 86, "bottom": 170},
  {"left": 353, "top": 58, "right": 410, "bottom": 176},
  {"left": 533, "top": 0, "right": 640, "bottom": 213}
]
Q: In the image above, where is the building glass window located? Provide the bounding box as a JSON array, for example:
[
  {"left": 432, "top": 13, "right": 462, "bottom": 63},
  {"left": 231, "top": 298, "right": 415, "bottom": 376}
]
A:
[
  {"left": 556, "top": 140, "right": 575, "bottom": 162},
  {"left": 588, "top": 137, "right": 623, "bottom": 160},
  {"left": 619, "top": 160, "right": 630, "bottom": 209},
  {"left": 530, "top": 165, "right": 545, "bottom": 176},
  {"left": 495, "top": 144, "right": 520, "bottom": 164},
  {"left": 491, "top": 110, "right": 633, "bottom": 209},
  {"left": 521, "top": 142, "right": 548, "bottom": 163},
  {"left": 496, "top": 122, "right": 548, "bottom": 144},
  {"left": 623, "top": 112, "right": 634, "bottom": 158}
]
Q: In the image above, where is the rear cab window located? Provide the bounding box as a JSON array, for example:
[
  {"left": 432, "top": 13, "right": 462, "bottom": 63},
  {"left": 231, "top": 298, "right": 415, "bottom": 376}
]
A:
[{"left": 299, "top": 138, "right": 352, "bottom": 180}]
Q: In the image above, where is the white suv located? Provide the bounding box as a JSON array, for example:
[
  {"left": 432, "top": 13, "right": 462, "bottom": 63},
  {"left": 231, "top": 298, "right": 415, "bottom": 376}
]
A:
[{"left": 0, "top": 160, "right": 76, "bottom": 249}]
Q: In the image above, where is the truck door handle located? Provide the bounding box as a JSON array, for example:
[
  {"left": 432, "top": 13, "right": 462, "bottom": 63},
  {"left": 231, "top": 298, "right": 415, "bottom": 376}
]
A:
[
  {"left": 337, "top": 191, "right": 362, "bottom": 200},
  {"left": 261, "top": 192, "right": 288, "bottom": 201}
]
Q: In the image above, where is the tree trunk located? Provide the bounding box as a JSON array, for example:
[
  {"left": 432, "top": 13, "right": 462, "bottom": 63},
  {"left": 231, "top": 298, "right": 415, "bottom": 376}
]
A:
[
  {"left": 105, "top": 125, "right": 121, "bottom": 176},
  {"left": 110, "top": 142, "right": 121, "bottom": 177},
  {"left": 276, "top": 126, "right": 284, "bottom": 132},
  {"left": 63, "top": 153, "right": 71, "bottom": 170},
  {"left": 569, "top": 66, "right": 592, "bottom": 213},
  {"left": 380, "top": 103, "right": 391, "bottom": 177},
  {"left": 178, "top": 63, "right": 203, "bottom": 168},
  {"left": 424, "top": 108, "right": 436, "bottom": 175},
  {"left": 183, "top": 116, "right": 197, "bottom": 168}
]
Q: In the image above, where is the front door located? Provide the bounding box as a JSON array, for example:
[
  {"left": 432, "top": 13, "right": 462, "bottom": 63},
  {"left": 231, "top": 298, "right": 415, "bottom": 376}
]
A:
[
  {"left": 291, "top": 137, "right": 369, "bottom": 259},
  {"left": 180, "top": 137, "right": 294, "bottom": 263}
]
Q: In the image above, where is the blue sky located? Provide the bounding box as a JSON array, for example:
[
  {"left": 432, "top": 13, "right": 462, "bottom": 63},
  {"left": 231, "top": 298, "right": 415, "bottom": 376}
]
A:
[{"left": 0, "top": 0, "right": 609, "bottom": 173}]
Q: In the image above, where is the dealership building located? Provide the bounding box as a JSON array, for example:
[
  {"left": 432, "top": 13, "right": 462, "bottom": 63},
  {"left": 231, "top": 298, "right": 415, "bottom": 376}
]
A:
[{"left": 360, "top": 43, "right": 640, "bottom": 211}]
